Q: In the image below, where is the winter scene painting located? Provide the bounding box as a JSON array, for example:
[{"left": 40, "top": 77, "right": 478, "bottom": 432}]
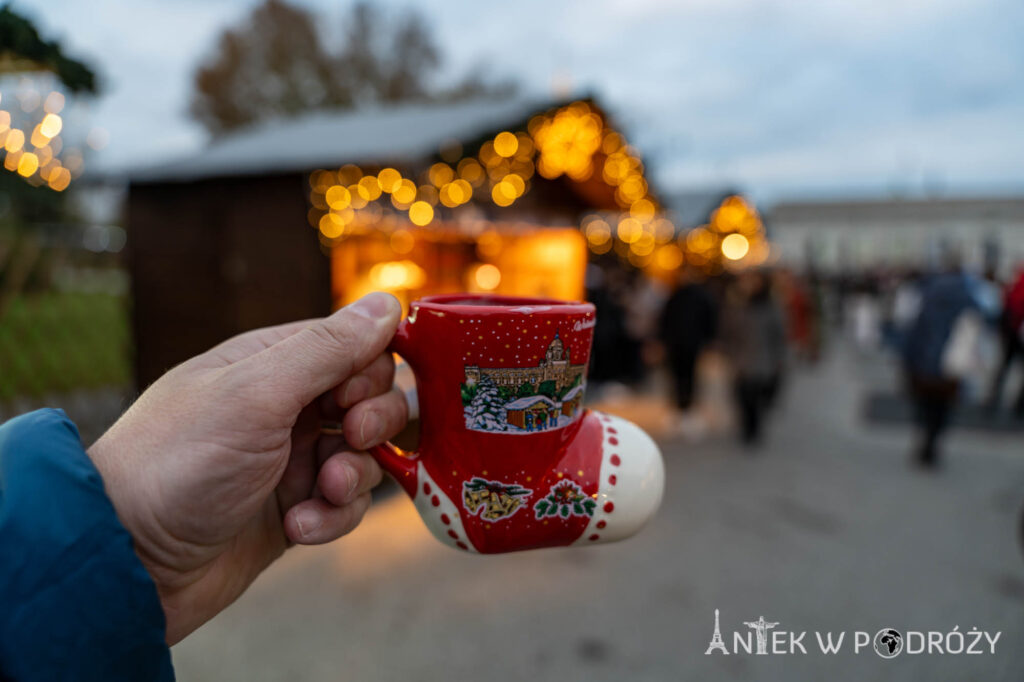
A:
[{"left": 461, "top": 331, "right": 587, "bottom": 434}]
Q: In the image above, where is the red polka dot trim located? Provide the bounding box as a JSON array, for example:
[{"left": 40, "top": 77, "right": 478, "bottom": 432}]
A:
[
  {"left": 608, "top": 474, "right": 617, "bottom": 485},
  {"left": 447, "top": 529, "right": 458, "bottom": 539},
  {"left": 423, "top": 482, "right": 431, "bottom": 495},
  {"left": 440, "top": 513, "right": 451, "bottom": 525},
  {"left": 588, "top": 534, "right": 600, "bottom": 541},
  {"left": 607, "top": 427, "right": 617, "bottom": 434},
  {"left": 431, "top": 495, "right": 440, "bottom": 507},
  {"left": 610, "top": 455, "right": 621, "bottom": 466},
  {"left": 608, "top": 437, "right": 619, "bottom": 445},
  {"left": 596, "top": 520, "right": 607, "bottom": 529},
  {"left": 603, "top": 501, "right": 615, "bottom": 513},
  {"left": 456, "top": 541, "right": 469, "bottom": 550}
]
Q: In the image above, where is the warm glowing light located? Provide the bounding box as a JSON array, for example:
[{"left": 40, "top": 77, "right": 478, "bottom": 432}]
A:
[
  {"left": 39, "top": 113, "right": 62, "bottom": 138},
  {"left": 452, "top": 179, "right": 472, "bottom": 203},
  {"left": 4, "top": 128, "right": 24, "bottom": 153},
  {"left": 390, "top": 229, "right": 415, "bottom": 254},
  {"left": 319, "top": 214, "right": 344, "bottom": 239},
  {"left": 630, "top": 198, "right": 655, "bottom": 222},
  {"left": 370, "top": 260, "right": 426, "bottom": 289},
  {"left": 457, "top": 158, "right": 484, "bottom": 185},
  {"left": 325, "top": 185, "right": 352, "bottom": 210},
  {"left": 493, "top": 131, "right": 518, "bottom": 158},
  {"left": 491, "top": 182, "right": 515, "bottom": 207},
  {"left": 617, "top": 175, "right": 647, "bottom": 204},
  {"left": 392, "top": 179, "right": 417, "bottom": 204},
  {"left": 630, "top": 232, "right": 655, "bottom": 256},
  {"left": 514, "top": 133, "right": 534, "bottom": 159},
  {"left": 0, "top": 111, "right": 9, "bottom": 131},
  {"left": 439, "top": 182, "right": 458, "bottom": 207},
  {"left": 473, "top": 263, "right": 501, "bottom": 290},
  {"left": 602, "top": 131, "right": 623, "bottom": 155},
  {"left": 584, "top": 218, "right": 611, "bottom": 245},
  {"left": 338, "top": 164, "right": 362, "bottom": 184},
  {"left": 16, "top": 152, "right": 38, "bottom": 177},
  {"left": 721, "top": 233, "right": 750, "bottom": 260},
  {"left": 358, "top": 175, "right": 382, "bottom": 200},
  {"left": 617, "top": 217, "right": 642, "bottom": 243},
  {"left": 686, "top": 227, "right": 714, "bottom": 252},
  {"left": 476, "top": 231, "right": 503, "bottom": 258},
  {"left": 30, "top": 125, "right": 48, "bottom": 148},
  {"left": 378, "top": 168, "right": 401, "bottom": 193},
  {"left": 655, "top": 244, "right": 684, "bottom": 270},
  {"left": 347, "top": 185, "right": 368, "bottom": 209},
  {"left": 478, "top": 141, "right": 500, "bottom": 168},
  {"left": 428, "top": 162, "right": 454, "bottom": 187},
  {"left": 311, "top": 169, "right": 333, "bottom": 192},
  {"left": 502, "top": 174, "right": 525, "bottom": 197},
  {"left": 331, "top": 207, "right": 354, "bottom": 225},
  {"left": 408, "top": 201, "right": 434, "bottom": 226}
]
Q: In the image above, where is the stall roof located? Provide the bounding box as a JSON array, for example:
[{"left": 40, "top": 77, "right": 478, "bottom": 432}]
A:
[
  {"left": 131, "top": 97, "right": 552, "bottom": 184},
  {"left": 505, "top": 395, "right": 557, "bottom": 410},
  {"left": 562, "top": 385, "right": 584, "bottom": 401}
]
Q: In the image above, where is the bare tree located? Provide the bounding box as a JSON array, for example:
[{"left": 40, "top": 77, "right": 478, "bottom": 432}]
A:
[
  {"left": 191, "top": 0, "right": 347, "bottom": 135},
  {"left": 190, "top": 0, "right": 513, "bottom": 136}
]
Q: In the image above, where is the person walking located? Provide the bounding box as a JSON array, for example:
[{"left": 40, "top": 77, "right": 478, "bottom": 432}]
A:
[
  {"left": 902, "top": 262, "right": 996, "bottom": 467},
  {"left": 658, "top": 268, "right": 717, "bottom": 411},
  {"left": 718, "top": 270, "right": 787, "bottom": 445}
]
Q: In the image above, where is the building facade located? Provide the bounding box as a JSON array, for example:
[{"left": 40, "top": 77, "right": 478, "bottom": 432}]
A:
[
  {"left": 464, "top": 331, "right": 585, "bottom": 393},
  {"left": 768, "top": 196, "right": 1024, "bottom": 275}
]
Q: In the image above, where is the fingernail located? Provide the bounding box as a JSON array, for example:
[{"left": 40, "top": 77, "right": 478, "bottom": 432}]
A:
[
  {"left": 340, "top": 461, "right": 359, "bottom": 500},
  {"left": 359, "top": 411, "right": 384, "bottom": 446},
  {"left": 348, "top": 292, "right": 396, "bottom": 322},
  {"left": 340, "top": 376, "right": 368, "bottom": 407},
  {"left": 294, "top": 509, "right": 322, "bottom": 539}
]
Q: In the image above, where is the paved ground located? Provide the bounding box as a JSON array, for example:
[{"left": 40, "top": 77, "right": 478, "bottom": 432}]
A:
[{"left": 171, "top": 345, "right": 1024, "bottom": 681}]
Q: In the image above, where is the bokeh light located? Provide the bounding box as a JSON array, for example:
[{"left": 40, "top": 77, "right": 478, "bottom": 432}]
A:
[{"left": 721, "top": 233, "right": 750, "bottom": 260}]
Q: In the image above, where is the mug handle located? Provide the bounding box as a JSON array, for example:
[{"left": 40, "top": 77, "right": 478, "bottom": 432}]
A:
[{"left": 368, "top": 318, "right": 420, "bottom": 495}]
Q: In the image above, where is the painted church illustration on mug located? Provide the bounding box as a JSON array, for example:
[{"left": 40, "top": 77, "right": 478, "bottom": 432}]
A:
[{"left": 462, "top": 331, "right": 587, "bottom": 434}]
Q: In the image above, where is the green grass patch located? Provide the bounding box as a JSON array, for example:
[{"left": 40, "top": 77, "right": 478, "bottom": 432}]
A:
[{"left": 0, "top": 292, "right": 131, "bottom": 402}]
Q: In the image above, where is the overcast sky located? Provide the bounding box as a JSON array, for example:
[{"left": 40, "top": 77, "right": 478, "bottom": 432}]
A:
[{"left": 21, "top": 0, "right": 1024, "bottom": 203}]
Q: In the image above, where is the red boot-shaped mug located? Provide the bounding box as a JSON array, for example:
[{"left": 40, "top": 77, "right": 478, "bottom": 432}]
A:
[{"left": 371, "top": 294, "right": 664, "bottom": 553}]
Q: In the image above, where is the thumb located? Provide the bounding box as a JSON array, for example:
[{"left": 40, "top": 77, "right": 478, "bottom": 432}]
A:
[{"left": 239, "top": 292, "right": 402, "bottom": 407}]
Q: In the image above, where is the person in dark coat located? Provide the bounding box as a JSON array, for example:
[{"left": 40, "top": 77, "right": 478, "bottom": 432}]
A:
[
  {"left": 719, "top": 270, "right": 787, "bottom": 445},
  {"left": 0, "top": 293, "right": 407, "bottom": 680},
  {"left": 658, "top": 268, "right": 718, "bottom": 410},
  {"left": 902, "top": 266, "right": 993, "bottom": 466}
]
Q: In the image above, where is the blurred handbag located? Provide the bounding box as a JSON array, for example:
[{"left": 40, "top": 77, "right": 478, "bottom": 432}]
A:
[{"left": 941, "top": 310, "right": 983, "bottom": 379}]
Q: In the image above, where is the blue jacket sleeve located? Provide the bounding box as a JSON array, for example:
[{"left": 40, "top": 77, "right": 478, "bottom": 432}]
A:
[{"left": 0, "top": 409, "right": 174, "bottom": 682}]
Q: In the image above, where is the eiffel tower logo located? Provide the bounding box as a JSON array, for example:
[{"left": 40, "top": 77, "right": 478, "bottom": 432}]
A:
[{"left": 704, "top": 609, "right": 729, "bottom": 655}]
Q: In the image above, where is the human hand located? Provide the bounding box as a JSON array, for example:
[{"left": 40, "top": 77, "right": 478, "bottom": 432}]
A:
[{"left": 87, "top": 292, "right": 407, "bottom": 644}]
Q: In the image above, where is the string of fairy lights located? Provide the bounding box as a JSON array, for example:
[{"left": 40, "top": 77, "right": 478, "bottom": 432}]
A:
[
  {"left": 0, "top": 83, "right": 86, "bottom": 192},
  {"left": 307, "top": 100, "right": 769, "bottom": 273}
]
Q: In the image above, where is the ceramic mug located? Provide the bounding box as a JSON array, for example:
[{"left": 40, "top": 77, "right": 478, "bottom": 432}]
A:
[{"left": 370, "top": 294, "right": 664, "bottom": 554}]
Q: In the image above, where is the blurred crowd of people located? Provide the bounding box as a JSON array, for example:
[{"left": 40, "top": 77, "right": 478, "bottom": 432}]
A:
[
  {"left": 586, "top": 255, "right": 1024, "bottom": 465},
  {"left": 586, "top": 261, "right": 825, "bottom": 447},
  {"left": 839, "top": 257, "right": 1024, "bottom": 466}
]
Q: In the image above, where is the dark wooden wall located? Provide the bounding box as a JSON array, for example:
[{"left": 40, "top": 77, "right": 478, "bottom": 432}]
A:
[{"left": 127, "top": 173, "right": 331, "bottom": 389}]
